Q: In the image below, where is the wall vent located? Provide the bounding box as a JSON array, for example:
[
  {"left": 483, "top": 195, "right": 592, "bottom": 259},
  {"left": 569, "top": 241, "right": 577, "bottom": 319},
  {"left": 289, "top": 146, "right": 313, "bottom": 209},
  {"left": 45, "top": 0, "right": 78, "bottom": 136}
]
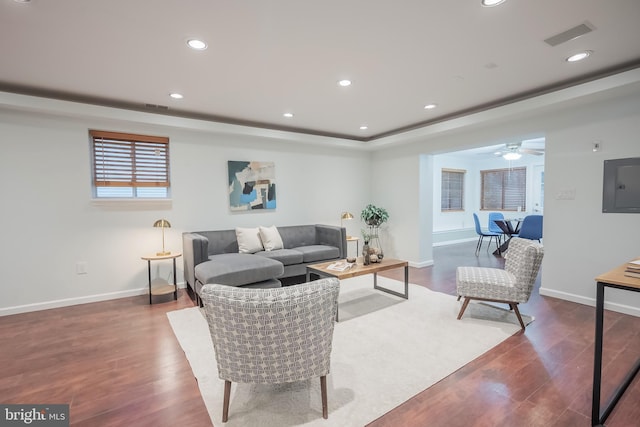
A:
[
  {"left": 144, "top": 103, "right": 169, "bottom": 110},
  {"left": 544, "top": 22, "right": 595, "bottom": 47}
]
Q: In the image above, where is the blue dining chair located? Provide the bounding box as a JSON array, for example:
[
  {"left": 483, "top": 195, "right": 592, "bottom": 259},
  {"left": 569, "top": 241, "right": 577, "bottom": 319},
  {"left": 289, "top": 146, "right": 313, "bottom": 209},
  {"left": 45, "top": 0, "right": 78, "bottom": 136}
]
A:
[
  {"left": 488, "top": 212, "right": 505, "bottom": 244},
  {"left": 517, "top": 215, "right": 543, "bottom": 241},
  {"left": 473, "top": 213, "right": 502, "bottom": 256}
]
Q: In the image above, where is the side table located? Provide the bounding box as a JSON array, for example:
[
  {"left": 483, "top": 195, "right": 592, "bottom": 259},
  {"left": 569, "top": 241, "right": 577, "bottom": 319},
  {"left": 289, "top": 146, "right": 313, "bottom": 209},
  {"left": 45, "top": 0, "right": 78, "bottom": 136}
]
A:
[
  {"left": 346, "top": 236, "right": 359, "bottom": 258},
  {"left": 141, "top": 252, "right": 182, "bottom": 304},
  {"left": 591, "top": 258, "right": 640, "bottom": 426}
]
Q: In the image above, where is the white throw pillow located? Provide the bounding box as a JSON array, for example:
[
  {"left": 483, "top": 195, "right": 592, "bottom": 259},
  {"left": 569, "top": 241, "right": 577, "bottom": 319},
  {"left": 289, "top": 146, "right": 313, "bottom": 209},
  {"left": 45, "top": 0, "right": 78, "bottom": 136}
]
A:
[
  {"left": 236, "top": 227, "right": 264, "bottom": 254},
  {"left": 259, "top": 225, "right": 284, "bottom": 251}
]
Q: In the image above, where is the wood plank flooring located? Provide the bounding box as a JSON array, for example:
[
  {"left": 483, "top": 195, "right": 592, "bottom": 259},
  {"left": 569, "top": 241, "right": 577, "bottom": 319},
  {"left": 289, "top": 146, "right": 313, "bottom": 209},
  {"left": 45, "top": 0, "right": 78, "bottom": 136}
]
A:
[
  {"left": 1, "top": 240, "right": 639, "bottom": 426},
  {"left": 369, "top": 241, "right": 640, "bottom": 427}
]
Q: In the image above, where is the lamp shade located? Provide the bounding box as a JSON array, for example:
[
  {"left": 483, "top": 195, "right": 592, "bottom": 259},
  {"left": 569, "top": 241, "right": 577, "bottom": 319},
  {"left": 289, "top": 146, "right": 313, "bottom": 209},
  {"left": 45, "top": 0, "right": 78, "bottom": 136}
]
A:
[
  {"left": 153, "top": 219, "right": 171, "bottom": 255},
  {"left": 153, "top": 219, "right": 171, "bottom": 228},
  {"left": 340, "top": 212, "right": 354, "bottom": 237}
]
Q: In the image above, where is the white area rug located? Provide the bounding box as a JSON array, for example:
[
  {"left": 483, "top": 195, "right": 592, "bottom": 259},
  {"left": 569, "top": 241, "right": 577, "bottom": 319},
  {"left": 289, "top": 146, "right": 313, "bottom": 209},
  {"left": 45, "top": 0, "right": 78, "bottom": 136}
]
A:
[{"left": 167, "top": 276, "right": 530, "bottom": 426}]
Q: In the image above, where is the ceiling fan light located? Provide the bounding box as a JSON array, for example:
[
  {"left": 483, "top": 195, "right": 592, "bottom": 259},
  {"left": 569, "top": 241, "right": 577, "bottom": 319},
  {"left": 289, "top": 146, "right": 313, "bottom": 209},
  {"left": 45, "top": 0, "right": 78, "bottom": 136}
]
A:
[{"left": 503, "top": 152, "right": 522, "bottom": 161}]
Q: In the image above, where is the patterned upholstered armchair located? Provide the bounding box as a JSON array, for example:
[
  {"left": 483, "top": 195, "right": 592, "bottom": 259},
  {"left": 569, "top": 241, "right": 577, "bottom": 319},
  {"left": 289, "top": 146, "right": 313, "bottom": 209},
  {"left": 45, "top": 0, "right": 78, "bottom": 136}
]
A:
[
  {"left": 456, "top": 237, "right": 544, "bottom": 330},
  {"left": 200, "top": 277, "right": 340, "bottom": 422}
]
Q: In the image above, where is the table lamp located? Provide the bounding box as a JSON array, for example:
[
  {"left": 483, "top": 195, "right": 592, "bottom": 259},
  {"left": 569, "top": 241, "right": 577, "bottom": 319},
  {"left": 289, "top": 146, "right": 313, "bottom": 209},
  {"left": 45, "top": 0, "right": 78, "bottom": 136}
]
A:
[
  {"left": 340, "top": 212, "right": 354, "bottom": 237},
  {"left": 153, "top": 219, "right": 171, "bottom": 256}
]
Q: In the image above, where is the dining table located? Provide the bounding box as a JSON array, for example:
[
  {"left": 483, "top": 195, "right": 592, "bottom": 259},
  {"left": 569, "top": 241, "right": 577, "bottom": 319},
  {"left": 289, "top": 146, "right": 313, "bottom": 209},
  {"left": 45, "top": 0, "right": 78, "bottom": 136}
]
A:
[{"left": 492, "top": 218, "right": 523, "bottom": 255}]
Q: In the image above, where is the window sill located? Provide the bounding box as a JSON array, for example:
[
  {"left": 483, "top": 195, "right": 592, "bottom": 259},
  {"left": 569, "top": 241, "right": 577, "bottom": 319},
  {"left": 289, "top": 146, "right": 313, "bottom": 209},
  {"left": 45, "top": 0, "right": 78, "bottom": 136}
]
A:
[{"left": 90, "top": 199, "right": 172, "bottom": 210}]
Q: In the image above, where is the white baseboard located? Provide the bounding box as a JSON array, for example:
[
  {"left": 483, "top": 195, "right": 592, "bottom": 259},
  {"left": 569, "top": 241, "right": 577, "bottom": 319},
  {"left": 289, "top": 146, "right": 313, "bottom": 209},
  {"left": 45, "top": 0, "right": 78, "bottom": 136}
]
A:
[
  {"left": 540, "top": 287, "right": 640, "bottom": 317},
  {"left": 410, "top": 260, "right": 434, "bottom": 268},
  {"left": 0, "top": 283, "right": 187, "bottom": 317},
  {"left": 433, "top": 237, "right": 477, "bottom": 247}
]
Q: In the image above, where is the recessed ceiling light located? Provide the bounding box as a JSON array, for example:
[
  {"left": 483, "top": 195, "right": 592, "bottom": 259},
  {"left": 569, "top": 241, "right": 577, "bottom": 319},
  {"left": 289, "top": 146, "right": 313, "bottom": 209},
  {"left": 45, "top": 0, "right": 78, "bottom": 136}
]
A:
[
  {"left": 283, "top": 112, "right": 294, "bottom": 118},
  {"left": 338, "top": 79, "right": 352, "bottom": 87},
  {"left": 169, "top": 93, "right": 183, "bottom": 99},
  {"left": 566, "top": 50, "right": 592, "bottom": 62},
  {"left": 424, "top": 104, "right": 437, "bottom": 110},
  {"left": 359, "top": 125, "right": 368, "bottom": 130},
  {"left": 14, "top": 0, "right": 31, "bottom": 3},
  {"left": 481, "top": 0, "right": 506, "bottom": 6},
  {"left": 187, "top": 39, "right": 207, "bottom": 50}
]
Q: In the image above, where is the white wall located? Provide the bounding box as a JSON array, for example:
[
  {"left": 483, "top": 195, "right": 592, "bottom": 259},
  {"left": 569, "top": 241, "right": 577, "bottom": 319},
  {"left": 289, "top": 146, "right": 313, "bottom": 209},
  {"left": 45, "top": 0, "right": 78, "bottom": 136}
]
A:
[
  {"left": 2, "top": 69, "right": 640, "bottom": 317},
  {"left": 370, "top": 151, "right": 433, "bottom": 267},
  {"left": 541, "top": 96, "right": 640, "bottom": 314},
  {"left": 0, "top": 103, "right": 370, "bottom": 315},
  {"left": 370, "top": 77, "right": 640, "bottom": 316}
]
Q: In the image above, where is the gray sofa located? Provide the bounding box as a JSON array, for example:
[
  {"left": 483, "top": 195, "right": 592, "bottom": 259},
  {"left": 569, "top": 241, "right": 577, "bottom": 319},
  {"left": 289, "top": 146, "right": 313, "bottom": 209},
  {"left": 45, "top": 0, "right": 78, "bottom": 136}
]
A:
[{"left": 183, "top": 224, "right": 346, "bottom": 301}]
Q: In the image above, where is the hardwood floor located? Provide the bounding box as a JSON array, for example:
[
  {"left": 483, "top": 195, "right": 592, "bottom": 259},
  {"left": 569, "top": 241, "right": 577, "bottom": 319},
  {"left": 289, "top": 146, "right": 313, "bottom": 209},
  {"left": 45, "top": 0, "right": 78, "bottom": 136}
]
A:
[
  {"left": 1, "top": 241, "right": 639, "bottom": 426},
  {"left": 369, "top": 241, "right": 640, "bottom": 427},
  {"left": 0, "top": 292, "right": 212, "bottom": 426}
]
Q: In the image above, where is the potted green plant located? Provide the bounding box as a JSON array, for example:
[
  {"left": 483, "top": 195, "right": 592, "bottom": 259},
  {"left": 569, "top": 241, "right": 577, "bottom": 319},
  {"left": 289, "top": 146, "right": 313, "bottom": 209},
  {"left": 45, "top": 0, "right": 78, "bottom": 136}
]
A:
[
  {"left": 360, "top": 204, "right": 389, "bottom": 227},
  {"left": 360, "top": 204, "right": 389, "bottom": 261}
]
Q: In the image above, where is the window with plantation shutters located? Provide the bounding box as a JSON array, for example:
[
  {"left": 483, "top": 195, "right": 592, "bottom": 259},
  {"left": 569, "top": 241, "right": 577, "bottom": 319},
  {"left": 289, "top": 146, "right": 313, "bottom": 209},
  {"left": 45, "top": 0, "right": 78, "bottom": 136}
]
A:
[
  {"left": 90, "top": 130, "right": 170, "bottom": 198},
  {"left": 481, "top": 167, "right": 526, "bottom": 211},
  {"left": 441, "top": 168, "right": 465, "bottom": 211}
]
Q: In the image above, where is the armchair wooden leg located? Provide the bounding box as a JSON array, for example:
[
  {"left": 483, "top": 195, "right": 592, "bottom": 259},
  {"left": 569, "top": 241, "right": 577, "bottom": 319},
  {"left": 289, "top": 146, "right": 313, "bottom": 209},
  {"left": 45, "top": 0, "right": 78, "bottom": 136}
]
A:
[
  {"left": 222, "top": 380, "right": 231, "bottom": 422},
  {"left": 320, "top": 376, "right": 328, "bottom": 419},
  {"left": 510, "top": 303, "right": 526, "bottom": 331},
  {"left": 457, "top": 297, "right": 471, "bottom": 320}
]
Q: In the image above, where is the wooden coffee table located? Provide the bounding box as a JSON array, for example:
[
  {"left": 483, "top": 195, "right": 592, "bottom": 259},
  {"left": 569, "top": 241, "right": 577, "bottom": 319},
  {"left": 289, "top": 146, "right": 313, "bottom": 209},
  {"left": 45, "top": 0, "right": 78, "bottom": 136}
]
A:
[{"left": 306, "top": 258, "right": 409, "bottom": 301}]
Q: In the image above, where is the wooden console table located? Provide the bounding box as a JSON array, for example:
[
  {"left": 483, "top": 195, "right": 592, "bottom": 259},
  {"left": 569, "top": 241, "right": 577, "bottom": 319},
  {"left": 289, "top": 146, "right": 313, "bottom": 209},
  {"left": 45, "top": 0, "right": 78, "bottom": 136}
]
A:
[{"left": 591, "top": 259, "right": 640, "bottom": 426}]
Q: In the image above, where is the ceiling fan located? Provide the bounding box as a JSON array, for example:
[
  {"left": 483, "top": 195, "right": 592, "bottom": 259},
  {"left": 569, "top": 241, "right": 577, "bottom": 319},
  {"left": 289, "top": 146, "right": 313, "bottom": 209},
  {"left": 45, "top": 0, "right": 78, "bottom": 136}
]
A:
[{"left": 494, "top": 142, "right": 544, "bottom": 160}]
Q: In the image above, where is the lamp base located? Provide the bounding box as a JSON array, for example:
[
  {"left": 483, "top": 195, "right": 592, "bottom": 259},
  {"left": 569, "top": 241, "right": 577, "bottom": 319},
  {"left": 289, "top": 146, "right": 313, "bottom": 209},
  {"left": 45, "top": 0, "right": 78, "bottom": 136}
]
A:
[{"left": 156, "top": 250, "right": 171, "bottom": 256}]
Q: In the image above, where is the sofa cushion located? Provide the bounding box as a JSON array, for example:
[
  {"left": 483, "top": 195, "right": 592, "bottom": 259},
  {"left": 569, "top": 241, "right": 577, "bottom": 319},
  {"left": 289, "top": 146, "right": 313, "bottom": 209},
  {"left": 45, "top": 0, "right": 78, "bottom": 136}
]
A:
[
  {"left": 195, "top": 278, "right": 281, "bottom": 296},
  {"left": 295, "top": 245, "right": 340, "bottom": 263},
  {"left": 278, "top": 225, "right": 317, "bottom": 248},
  {"left": 259, "top": 225, "right": 284, "bottom": 251},
  {"left": 195, "top": 253, "right": 283, "bottom": 286},
  {"left": 255, "top": 248, "right": 304, "bottom": 266},
  {"left": 235, "top": 227, "right": 264, "bottom": 254},
  {"left": 239, "top": 278, "right": 282, "bottom": 289}
]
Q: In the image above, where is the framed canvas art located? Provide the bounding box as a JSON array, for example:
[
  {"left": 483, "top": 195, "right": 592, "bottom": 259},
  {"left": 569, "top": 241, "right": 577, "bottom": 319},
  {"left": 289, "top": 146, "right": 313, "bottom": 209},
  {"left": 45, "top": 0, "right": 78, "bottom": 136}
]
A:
[{"left": 228, "top": 161, "right": 276, "bottom": 211}]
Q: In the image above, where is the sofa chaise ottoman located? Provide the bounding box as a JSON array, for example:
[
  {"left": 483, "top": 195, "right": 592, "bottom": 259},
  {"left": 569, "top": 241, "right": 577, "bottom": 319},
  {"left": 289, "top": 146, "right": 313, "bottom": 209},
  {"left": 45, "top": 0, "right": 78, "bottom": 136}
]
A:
[{"left": 183, "top": 224, "right": 346, "bottom": 303}]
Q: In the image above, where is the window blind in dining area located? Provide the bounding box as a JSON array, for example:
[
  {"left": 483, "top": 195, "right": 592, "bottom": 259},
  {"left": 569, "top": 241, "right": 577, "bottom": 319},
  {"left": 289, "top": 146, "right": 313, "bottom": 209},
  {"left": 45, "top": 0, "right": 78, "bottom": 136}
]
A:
[
  {"left": 441, "top": 168, "right": 465, "bottom": 211},
  {"left": 481, "top": 167, "right": 526, "bottom": 211}
]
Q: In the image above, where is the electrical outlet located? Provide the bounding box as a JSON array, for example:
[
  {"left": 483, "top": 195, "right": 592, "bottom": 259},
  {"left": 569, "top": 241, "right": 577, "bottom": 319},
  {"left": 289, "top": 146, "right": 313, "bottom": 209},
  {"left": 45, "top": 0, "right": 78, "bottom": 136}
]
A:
[{"left": 76, "top": 261, "right": 88, "bottom": 275}]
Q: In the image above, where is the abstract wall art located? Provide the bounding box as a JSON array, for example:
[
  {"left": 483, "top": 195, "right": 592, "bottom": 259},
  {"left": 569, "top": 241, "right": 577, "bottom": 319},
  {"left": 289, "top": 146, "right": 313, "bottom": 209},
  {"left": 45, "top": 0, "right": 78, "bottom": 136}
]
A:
[{"left": 228, "top": 161, "right": 276, "bottom": 211}]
